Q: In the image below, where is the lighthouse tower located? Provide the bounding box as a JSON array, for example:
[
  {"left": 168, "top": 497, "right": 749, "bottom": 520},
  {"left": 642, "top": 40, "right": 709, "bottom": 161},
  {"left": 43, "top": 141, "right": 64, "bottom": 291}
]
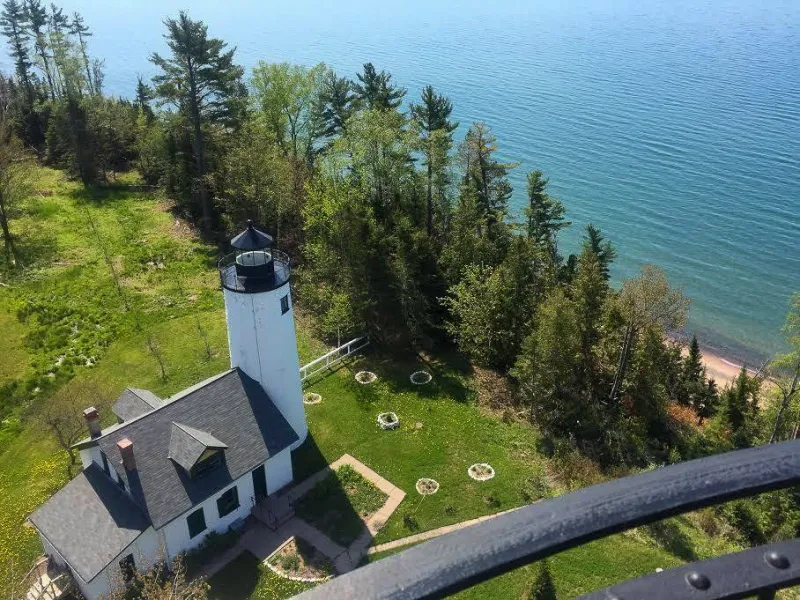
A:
[{"left": 219, "top": 221, "right": 307, "bottom": 448}]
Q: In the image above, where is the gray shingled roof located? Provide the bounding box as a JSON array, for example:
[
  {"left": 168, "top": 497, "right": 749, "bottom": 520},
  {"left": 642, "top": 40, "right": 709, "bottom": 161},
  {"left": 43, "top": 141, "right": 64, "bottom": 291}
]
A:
[
  {"left": 29, "top": 464, "right": 150, "bottom": 582},
  {"left": 112, "top": 388, "right": 163, "bottom": 422},
  {"left": 96, "top": 368, "right": 298, "bottom": 529},
  {"left": 168, "top": 423, "right": 228, "bottom": 472}
]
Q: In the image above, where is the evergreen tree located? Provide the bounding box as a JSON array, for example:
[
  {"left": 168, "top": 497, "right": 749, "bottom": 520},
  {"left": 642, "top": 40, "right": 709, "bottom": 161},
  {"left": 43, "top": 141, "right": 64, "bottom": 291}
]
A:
[
  {"left": 583, "top": 223, "right": 616, "bottom": 280},
  {"left": 411, "top": 85, "right": 457, "bottom": 236},
  {"left": 525, "top": 169, "right": 569, "bottom": 261},
  {"left": 47, "top": 2, "right": 69, "bottom": 97},
  {"left": 571, "top": 245, "right": 609, "bottom": 402},
  {"left": 0, "top": 87, "right": 33, "bottom": 266},
  {"left": 681, "top": 334, "right": 706, "bottom": 406},
  {"left": 458, "top": 122, "right": 515, "bottom": 237},
  {"left": 512, "top": 288, "right": 583, "bottom": 434},
  {"left": 24, "top": 0, "right": 55, "bottom": 99},
  {"left": 69, "top": 12, "right": 92, "bottom": 94},
  {"left": 1, "top": 0, "right": 34, "bottom": 104},
  {"left": 443, "top": 237, "right": 543, "bottom": 369},
  {"left": 318, "top": 70, "right": 355, "bottom": 139},
  {"left": 354, "top": 62, "right": 405, "bottom": 111},
  {"left": 723, "top": 366, "right": 760, "bottom": 448},
  {"left": 697, "top": 378, "right": 719, "bottom": 425},
  {"left": 134, "top": 74, "right": 152, "bottom": 115},
  {"left": 150, "top": 11, "right": 245, "bottom": 232}
]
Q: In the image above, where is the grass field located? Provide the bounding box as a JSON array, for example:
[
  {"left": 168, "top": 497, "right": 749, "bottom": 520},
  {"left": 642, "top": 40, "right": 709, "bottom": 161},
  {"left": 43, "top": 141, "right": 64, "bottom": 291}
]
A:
[{"left": 0, "top": 168, "right": 742, "bottom": 597}]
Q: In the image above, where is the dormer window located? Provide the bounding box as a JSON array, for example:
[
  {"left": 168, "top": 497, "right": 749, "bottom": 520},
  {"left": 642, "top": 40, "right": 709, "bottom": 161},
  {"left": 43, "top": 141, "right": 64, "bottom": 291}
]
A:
[
  {"left": 167, "top": 422, "right": 228, "bottom": 478},
  {"left": 192, "top": 449, "right": 223, "bottom": 478}
]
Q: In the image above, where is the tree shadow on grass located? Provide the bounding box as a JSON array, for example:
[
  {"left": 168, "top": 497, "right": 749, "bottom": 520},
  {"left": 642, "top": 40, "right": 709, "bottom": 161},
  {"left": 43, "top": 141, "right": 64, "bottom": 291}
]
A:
[
  {"left": 206, "top": 551, "right": 261, "bottom": 600},
  {"left": 369, "top": 351, "right": 473, "bottom": 404},
  {"left": 644, "top": 518, "right": 698, "bottom": 562},
  {"left": 289, "top": 434, "right": 383, "bottom": 551}
]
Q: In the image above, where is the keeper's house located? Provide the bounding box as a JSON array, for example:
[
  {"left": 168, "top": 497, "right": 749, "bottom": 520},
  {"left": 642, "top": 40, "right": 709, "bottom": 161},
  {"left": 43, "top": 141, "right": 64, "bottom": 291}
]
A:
[{"left": 28, "top": 222, "right": 308, "bottom": 600}]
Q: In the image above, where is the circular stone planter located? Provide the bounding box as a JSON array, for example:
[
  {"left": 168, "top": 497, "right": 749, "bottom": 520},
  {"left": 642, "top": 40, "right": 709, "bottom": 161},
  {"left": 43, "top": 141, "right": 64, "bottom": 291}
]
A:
[
  {"left": 355, "top": 371, "right": 377, "bottom": 384},
  {"left": 468, "top": 463, "right": 496, "bottom": 482},
  {"left": 377, "top": 412, "right": 399, "bottom": 430},
  {"left": 416, "top": 478, "right": 440, "bottom": 496},
  {"left": 303, "top": 392, "right": 322, "bottom": 405},
  {"left": 409, "top": 370, "right": 432, "bottom": 385}
]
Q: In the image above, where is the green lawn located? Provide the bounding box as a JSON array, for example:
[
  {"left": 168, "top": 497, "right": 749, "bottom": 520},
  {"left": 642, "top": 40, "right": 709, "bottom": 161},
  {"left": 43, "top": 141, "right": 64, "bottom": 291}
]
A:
[
  {"left": 0, "top": 168, "right": 743, "bottom": 598},
  {"left": 294, "top": 464, "right": 387, "bottom": 546},
  {"left": 293, "top": 354, "right": 551, "bottom": 546},
  {"left": 207, "top": 551, "right": 312, "bottom": 600}
]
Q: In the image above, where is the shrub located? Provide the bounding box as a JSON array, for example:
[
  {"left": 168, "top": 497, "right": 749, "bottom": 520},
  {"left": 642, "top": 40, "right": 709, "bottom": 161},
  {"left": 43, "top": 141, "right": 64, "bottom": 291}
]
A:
[{"left": 281, "top": 553, "right": 300, "bottom": 572}]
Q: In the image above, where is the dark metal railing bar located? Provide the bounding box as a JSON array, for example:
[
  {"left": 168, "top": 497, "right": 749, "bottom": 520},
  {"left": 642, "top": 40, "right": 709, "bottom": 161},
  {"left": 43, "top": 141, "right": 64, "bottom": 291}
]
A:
[
  {"left": 295, "top": 440, "right": 800, "bottom": 600},
  {"left": 581, "top": 538, "right": 800, "bottom": 600}
]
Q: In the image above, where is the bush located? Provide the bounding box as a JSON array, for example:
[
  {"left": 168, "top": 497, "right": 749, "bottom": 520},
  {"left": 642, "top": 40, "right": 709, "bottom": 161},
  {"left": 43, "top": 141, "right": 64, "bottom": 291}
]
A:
[
  {"left": 281, "top": 553, "right": 300, "bottom": 572},
  {"left": 183, "top": 528, "right": 242, "bottom": 576}
]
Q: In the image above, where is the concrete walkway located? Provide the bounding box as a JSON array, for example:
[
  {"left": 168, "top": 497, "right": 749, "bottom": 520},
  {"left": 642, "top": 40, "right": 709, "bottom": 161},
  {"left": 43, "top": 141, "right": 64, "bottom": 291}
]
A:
[
  {"left": 200, "top": 454, "right": 406, "bottom": 579},
  {"left": 367, "top": 507, "right": 520, "bottom": 555}
]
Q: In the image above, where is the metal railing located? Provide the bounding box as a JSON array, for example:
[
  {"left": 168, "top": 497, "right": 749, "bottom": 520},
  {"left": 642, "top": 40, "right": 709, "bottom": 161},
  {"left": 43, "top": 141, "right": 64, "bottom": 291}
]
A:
[
  {"left": 300, "top": 337, "right": 370, "bottom": 382},
  {"left": 218, "top": 249, "right": 291, "bottom": 293},
  {"left": 295, "top": 440, "right": 800, "bottom": 599}
]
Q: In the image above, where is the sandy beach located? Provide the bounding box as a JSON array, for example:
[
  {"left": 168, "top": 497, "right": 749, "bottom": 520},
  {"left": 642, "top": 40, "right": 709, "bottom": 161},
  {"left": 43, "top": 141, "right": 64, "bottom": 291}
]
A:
[{"left": 692, "top": 347, "right": 763, "bottom": 387}]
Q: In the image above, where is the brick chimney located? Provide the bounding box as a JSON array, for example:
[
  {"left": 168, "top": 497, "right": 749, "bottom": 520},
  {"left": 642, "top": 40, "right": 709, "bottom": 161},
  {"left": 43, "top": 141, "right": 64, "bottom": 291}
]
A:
[
  {"left": 117, "top": 438, "right": 136, "bottom": 471},
  {"left": 82, "top": 407, "right": 102, "bottom": 439}
]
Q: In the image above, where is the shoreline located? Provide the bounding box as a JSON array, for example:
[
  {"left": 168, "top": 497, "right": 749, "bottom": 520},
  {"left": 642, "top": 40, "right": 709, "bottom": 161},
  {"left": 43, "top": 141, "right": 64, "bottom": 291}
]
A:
[{"left": 699, "top": 348, "right": 757, "bottom": 386}]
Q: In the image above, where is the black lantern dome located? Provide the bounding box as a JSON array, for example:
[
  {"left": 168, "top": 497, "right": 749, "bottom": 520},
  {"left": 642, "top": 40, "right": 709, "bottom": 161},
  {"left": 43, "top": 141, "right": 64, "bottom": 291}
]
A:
[
  {"left": 219, "top": 221, "right": 291, "bottom": 293},
  {"left": 230, "top": 219, "right": 274, "bottom": 251}
]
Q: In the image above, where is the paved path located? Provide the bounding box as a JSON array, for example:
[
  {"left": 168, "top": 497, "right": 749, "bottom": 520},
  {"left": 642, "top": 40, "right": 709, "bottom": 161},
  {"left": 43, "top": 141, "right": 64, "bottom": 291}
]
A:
[
  {"left": 367, "top": 507, "right": 520, "bottom": 555},
  {"left": 200, "top": 454, "right": 406, "bottom": 579}
]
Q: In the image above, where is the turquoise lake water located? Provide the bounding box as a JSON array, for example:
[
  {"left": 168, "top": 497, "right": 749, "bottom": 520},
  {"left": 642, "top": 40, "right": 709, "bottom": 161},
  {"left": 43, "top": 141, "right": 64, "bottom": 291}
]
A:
[{"left": 3, "top": 0, "right": 798, "bottom": 363}]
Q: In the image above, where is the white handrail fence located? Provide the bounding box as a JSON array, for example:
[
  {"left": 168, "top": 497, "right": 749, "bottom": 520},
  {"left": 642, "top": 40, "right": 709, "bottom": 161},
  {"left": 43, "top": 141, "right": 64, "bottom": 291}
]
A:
[{"left": 300, "top": 337, "right": 369, "bottom": 382}]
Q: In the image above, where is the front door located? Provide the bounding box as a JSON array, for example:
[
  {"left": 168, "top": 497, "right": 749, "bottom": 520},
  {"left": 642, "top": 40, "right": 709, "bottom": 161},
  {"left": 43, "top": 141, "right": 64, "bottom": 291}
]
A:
[{"left": 252, "top": 464, "right": 268, "bottom": 500}]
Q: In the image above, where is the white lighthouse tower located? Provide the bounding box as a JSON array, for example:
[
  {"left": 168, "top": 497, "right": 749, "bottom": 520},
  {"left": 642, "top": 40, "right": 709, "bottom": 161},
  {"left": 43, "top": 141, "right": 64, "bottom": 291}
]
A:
[{"left": 219, "top": 221, "right": 307, "bottom": 448}]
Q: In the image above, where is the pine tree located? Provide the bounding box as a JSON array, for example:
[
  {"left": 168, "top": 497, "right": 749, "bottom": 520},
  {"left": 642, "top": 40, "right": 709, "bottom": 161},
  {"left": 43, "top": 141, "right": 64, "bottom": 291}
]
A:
[
  {"left": 458, "top": 122, "right": 516, "bottom": 237},
  {"left": 134, "top": 74, "right": 152, "bottom": 115},
  {"left": 723, "top": 366, "right": 759, "bottom": 448},
  {"left": 47, "top": 2, "right": 69, "bottom": 97},
  {"left": 1, "top": 0, "right": 34, "bottom": 104},
  {"left": 354, "top": 62, "right": 405, "bottom": 111},
  {"left": 318, "top": 70, "right": 355, "bottom": 139},
  {"left": 525, "top": 169, "right": 570, "bottom": 261},
  {"left": 150, "top": 11, "right": 246, "bottom": 232},
  {"left": 411, "top": 85, "right": 458, "bottom": 236},
  {"left": 583, "top": 223, "right": 616, "bottom": 280},
  {"left": 69, "top": 12, "right": 92, "bottom": 94},
  {"left": 24, "top": 0, "right": 54, "bottom": 99}
]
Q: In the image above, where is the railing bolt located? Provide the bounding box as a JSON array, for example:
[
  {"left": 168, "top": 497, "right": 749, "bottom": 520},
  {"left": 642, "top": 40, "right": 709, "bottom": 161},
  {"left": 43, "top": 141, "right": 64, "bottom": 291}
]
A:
[
  {"left": 764, "top": 551, "right": 790, "bottom": 570},
  {"left": 686, "top": 572, "right": 711, "bottom": 590}
]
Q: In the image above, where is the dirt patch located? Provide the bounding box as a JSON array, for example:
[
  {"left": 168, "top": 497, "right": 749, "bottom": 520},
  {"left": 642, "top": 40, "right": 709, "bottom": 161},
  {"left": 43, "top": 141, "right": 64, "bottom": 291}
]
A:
[{"left": 473, "top": 366, "right": 513, "bottom": 409}]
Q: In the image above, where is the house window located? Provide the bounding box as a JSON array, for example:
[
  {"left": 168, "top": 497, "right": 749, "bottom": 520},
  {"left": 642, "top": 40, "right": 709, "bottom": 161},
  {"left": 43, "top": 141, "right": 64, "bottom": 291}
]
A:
[
  {"left": 101, "top": 452, "right": 110, "bottom": 476},
  {"left": 187, "top": 508, "right": 207, "bottom": 539},
  {"left": 280, "top": 294, "right": 290, "bottom": 315},
  {"left": 192, "top": 450, "right": 222, "bottom": 479},
  {"left": 216, "top": 485, "right": 240, "bottom": 518},
  {"left": 119, "top": 554, "right": 135, "bottom": 582}
]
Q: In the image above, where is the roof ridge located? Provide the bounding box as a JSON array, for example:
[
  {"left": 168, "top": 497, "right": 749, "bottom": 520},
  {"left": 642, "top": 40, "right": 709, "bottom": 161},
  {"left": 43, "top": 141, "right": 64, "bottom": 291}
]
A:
[
  {"left": 128, "top": 387, "right": 162, "bottom": 408},
  {"left": 75, "top": 369, "right": 238, "bottom": 446},
  {"left": 173, "top": 422, "right": 228, "bottom": 448}
]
